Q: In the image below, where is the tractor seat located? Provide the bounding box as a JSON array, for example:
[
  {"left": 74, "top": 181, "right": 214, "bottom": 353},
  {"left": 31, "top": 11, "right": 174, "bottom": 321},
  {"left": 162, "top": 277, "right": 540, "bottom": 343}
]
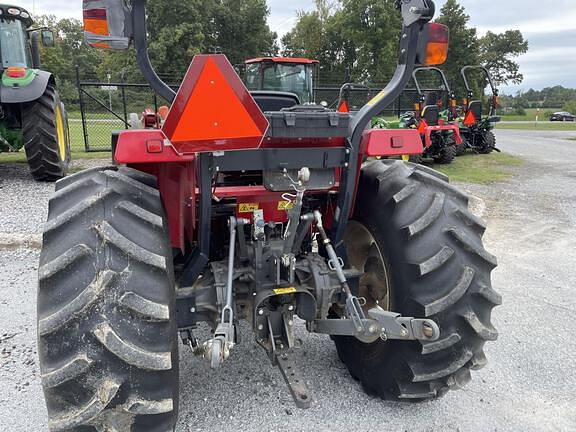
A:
[
  {"left": 468, "top": 100, "right": 483, "bottom": 120},
  {"left": 250, "top": 91, "right": 300, "bottom": 112},
  {"left": 421, "top": 105, "right": 440, "bottom": 126}
]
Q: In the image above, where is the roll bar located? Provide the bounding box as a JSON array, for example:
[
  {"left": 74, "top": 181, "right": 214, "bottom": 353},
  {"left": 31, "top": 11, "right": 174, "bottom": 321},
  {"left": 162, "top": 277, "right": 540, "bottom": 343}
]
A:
[
  {"left": 461, "top": 65, "right": 499, "bottom": 117},
  {"left": 129, "top": 0, "right": 434, "bottom": 117},
  {"left": 412, "top": 66, "right": 451, "bottom": 95},
  {"left": 461, "top": 65, "right": 498, "bottom": 96},
  {"left": 348, "top": 0, "right": 435, "bottom": 142},
  {"left": 132, "top": 0, "right": 176, "bottom": 103},
  {"left": 332, "top": 0, "right": 436, "bottom": 248}
]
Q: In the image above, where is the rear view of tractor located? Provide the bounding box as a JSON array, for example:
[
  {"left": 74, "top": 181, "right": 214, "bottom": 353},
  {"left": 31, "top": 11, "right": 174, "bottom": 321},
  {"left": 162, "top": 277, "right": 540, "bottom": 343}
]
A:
[
  {"left": 0, "top": 5, "right": 71, "bottom": 181},
  {"left": 458, "top": 65, "right": 501, "bottom": 154},
  {"left": 37, "top": 1, "right": 500, "bottom": 430}
]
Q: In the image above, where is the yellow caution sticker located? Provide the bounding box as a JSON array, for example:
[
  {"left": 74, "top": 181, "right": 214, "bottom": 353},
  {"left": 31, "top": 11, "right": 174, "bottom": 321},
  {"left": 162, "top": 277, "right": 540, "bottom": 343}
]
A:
[
  {"left": 238, "top": 203, "right": 259, "bottom": 212},
  {"left": 402, "top": 155, "right": 410, "bottom": 161},
  {"left": 278, "top": 201, "right": 294, "bottom": 210},
  {"left": 273, "top": 287, "right": 297, "bottom": 295},
  {"left": 367, "top": 90, "right": 387, "bottom": 106}
]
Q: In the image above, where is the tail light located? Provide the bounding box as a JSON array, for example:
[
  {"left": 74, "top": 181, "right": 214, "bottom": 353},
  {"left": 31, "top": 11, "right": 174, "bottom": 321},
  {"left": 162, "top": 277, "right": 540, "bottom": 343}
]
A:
[
  {"left": 83, "top": 0, "right": 131, "bottom": 50},
  {"left": 417, "top": 23, "right": 450, "bottom": 66},
  {"left": 6, "top": 66, "right": 26, "bottom": 78}
]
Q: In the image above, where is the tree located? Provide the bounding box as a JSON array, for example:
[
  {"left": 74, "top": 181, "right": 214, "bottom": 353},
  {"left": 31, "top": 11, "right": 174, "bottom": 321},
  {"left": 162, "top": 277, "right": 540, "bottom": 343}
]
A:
[
  {"left": 146, "top": 0, "right": 207, "bottom": 78},
  {"left": 146, "top": 0, "right": 276, "bottom": 78},
  {"left": 479, "top": 30, "right": 528, "bottom": 86},
  {"left": 36, "top": 16, "right": 103, "bottom": 82},
  {"left": 282, "top": 0, "right": 402, "bottom": 85},
  {"left": 336, "top": 0, "right": 401, "bottom": 84},
  {"left": 208, "top": 0, "right": 278, "bottom": 65},
  {"left": 563, "top": 100, "right": 576, "bottom": 114}
]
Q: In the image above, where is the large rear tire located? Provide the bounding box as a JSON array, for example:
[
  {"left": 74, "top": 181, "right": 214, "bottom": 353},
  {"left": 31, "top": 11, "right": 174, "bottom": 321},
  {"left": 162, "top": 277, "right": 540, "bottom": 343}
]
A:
[
  {"left": 23, "top": 86, "right": 71, "bottom": 181},
  {"left": 38, "top": 167, "right": 179, "bottom": 431},
  {"left": 335, "top": 160, "right": 500, "bottom": 400}
]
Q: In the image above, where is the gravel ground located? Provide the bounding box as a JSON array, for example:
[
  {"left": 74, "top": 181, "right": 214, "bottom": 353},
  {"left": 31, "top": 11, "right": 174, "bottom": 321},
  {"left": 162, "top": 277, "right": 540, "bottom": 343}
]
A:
[{"left": 1, "top": 130, "right": 576, "bottom": 431}]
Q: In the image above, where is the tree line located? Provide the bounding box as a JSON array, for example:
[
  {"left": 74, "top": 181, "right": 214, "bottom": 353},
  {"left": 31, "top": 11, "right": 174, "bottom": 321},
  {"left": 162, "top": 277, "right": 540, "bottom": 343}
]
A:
[{"left": 35, "top": 0, "right": 538, "bottom": 112}]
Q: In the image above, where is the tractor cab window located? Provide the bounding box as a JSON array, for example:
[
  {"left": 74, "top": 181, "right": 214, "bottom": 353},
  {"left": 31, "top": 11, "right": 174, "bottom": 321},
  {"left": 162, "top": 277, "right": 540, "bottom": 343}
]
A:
[
  {"left": 262, "top": 63, "right": 313, "bottom": 103},
  {"left": 245, "top": 63, "right": 260, "bottom": 91},
  {"left": 246, "top": 62, "right": 314, "bottom": 104},
  {"left": 0, "top": 18, "right": 31, "bottom": 69}
]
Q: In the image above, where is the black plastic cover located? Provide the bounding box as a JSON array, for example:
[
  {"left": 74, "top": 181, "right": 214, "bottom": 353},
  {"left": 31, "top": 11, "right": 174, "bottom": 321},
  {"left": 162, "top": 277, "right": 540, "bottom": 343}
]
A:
[{"left": 265, "top": 108, "right": 350, "bottom": 138}]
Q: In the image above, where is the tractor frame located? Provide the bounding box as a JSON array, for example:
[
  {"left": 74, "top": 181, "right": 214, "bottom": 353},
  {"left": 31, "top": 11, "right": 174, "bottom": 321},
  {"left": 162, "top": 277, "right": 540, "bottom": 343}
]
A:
[{"left": 103, "top": 0, "right": 437, "bottom": 404}]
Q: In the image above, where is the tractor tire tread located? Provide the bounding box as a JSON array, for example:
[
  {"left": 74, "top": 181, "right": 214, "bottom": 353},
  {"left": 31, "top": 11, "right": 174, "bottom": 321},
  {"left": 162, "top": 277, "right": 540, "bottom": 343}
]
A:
[
  {"left": 38, "top": 167, "right": 178, "bottom": 432},
  {"left": 22, "top": 85, "right": 70, "bottom": 181},
  {"left": 332, "top": 160, "right": 499, "bottom": 401}
]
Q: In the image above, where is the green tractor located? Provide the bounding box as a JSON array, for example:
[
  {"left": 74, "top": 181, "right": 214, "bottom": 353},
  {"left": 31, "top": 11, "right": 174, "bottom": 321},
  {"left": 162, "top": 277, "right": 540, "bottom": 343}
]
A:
[{"left": 0, "top": 4, "right": 70, "bottom": 181}]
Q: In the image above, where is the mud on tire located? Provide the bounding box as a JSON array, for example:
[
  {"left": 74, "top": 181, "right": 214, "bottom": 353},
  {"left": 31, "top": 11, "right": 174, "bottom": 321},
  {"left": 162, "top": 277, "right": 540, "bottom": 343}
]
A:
[
  {"left": 333, "top": 160, "right": 501, "bottom": 400},
  {"left": 37, "top": 167, "right": 179, "bottom": 431}
]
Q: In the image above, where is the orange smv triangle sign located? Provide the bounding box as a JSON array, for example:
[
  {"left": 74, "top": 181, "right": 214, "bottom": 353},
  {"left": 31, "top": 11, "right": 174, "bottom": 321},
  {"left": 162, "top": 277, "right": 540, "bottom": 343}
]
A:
[{"left": 163, "top": 54, "right": 269, "bottom": 154}]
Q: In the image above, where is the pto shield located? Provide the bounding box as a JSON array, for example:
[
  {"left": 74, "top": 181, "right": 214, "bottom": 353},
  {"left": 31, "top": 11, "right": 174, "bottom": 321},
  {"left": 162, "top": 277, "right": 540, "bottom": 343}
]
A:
[{"left": 163, "top": 54, "right": 269, "bottom": 153}]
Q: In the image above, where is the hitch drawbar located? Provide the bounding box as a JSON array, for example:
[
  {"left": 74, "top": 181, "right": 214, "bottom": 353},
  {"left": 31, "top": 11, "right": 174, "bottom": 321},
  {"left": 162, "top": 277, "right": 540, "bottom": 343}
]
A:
[{"left": 312, "top": 308, "right": 440, "bottom": 343}]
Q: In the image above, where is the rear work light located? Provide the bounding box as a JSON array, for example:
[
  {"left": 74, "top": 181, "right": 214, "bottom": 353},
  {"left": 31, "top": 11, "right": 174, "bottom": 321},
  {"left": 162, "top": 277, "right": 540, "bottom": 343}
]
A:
[
  {"left": 7, "top": 7, "right": 20, "bottom": 16},
  {"left": 6, "top": 67, "right": 27, "bottom": 78},
  {"left": 418, "top": 23, "right": 450, "bottom": 66}
]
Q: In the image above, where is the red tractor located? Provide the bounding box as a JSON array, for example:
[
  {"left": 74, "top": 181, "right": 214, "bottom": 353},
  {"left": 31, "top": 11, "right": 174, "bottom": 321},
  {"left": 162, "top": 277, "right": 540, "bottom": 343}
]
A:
[
  {"left": 244, "top": 56, "right": 318, "bottom": 105},
  {"left": 37, "top": 1, "right": 500, "bottom": 430}
]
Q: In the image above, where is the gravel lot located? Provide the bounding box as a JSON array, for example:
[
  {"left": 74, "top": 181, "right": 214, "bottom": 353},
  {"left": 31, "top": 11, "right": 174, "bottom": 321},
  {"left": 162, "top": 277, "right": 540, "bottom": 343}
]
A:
[{"left": 1, "top": 129, "right": 576, "bottom": 431}]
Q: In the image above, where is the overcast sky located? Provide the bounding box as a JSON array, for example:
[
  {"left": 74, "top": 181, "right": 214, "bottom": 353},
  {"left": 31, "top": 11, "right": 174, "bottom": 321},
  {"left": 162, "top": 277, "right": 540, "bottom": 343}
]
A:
[{"left": 20, "top": 0, "right": 576, "bottom": 94}]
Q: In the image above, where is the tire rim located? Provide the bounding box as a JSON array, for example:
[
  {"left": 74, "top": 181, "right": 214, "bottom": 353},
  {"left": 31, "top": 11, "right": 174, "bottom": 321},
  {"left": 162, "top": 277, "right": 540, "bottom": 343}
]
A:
[
  {"left": 55, "top": 105, "right": 66, "bottom": 161},
  {"left": 343, "top": 221, "right": 391, "bottom": 311}
]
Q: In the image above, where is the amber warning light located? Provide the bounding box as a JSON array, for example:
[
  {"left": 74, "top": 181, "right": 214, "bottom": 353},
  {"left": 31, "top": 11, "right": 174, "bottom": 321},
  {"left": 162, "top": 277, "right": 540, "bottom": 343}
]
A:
[
  {"left": 418, "top": 23, "right": 449, "bottom": 66},
  {"left": 162, "top": 54, "right": 269, "bottom": 154},
  {"left": 83, "top": 8, "right": 110, "bottom": 48}
]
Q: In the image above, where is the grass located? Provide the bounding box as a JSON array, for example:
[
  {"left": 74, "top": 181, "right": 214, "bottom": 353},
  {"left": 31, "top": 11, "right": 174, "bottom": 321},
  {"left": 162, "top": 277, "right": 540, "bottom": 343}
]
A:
[
  {"left": 434, "top": 151, "right": 523, "bottom": 184},
  {"left": 496, "top": 122, "right": 576, "bottom": 131},
  {"left": 68, "top": 119, "right": 124, "bottom": 152},
  {"left": 500, "top": 108, "right": 550, "bottom": 122}
]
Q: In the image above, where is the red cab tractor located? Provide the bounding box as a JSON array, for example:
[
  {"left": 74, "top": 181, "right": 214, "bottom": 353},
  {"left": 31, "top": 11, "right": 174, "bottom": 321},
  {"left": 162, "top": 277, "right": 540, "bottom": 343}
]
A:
[
  {"left": 37, "top": 1, "right": 500, "bottom": 430},
  {"left": 245, "top": 57, "right": 318, "bottom": 105}
]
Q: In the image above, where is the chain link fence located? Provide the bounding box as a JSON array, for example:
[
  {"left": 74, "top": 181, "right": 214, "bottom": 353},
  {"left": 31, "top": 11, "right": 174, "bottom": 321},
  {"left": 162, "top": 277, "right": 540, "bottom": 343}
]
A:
[
  {"left": 75, "top": 66, "right": 447, "bottom": 152},
  {"left": 76, "top": 67, "right": 179, "bottom": 152}
]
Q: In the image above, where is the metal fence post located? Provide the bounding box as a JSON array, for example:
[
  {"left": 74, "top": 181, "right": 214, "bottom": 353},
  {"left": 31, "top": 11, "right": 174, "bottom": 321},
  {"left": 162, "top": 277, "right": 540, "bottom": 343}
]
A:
[
  {"left": 121, "top": 74, "right": 128, "bottom": 129},
  {"left": 76, "top": 65, "right": 90, "bottom": 152}
]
